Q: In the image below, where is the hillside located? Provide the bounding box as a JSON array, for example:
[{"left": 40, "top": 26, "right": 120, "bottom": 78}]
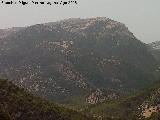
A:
[
  {"left": 0, "top": 79, "right": 160, "bottom": 120},
  {"left": 0, "top": 17, "right": 159, "bottom": 104},
  {"left": 85, "top": 82, "right": 160, "bottom": 120},
  {"left": 0, "top": 79, "right": 93, "bottom": 120}
]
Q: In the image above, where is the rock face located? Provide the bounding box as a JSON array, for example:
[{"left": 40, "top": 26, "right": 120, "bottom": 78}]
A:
[
  {"left": 86, "top": 89, "right": 105, "bottom": 104},
  {"left": 86, "top": 89, "right": 120, "bottom": 104},
  {"left": 0, "top": 17, "right": 158, "bottom": 103},
  {"left": 140, "top": 87, "right": 160, "bottom": 118}
]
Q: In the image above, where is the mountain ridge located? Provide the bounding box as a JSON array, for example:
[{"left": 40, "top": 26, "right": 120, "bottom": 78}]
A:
[{"left": 0, "top": 17, "right": 159, "bottom": 105}]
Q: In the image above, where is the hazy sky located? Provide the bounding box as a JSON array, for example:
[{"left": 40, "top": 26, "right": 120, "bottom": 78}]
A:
[{"left": 0, "top": 0, "right": 160, "bottom": 43}]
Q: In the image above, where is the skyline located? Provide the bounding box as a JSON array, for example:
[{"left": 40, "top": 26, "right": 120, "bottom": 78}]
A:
[{"left": 0, "top": 0, "right": 160, "bottom": 43}]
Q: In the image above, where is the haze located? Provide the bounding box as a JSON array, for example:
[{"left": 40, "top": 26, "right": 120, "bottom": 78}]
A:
[{"left": 0, "top": 0, "right": 160, "bottom": 43}]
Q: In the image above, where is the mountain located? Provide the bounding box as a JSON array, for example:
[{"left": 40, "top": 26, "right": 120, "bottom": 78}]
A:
[
  {"left": 0, "top": 17, "right": 159, "bottom": 104},
  {"left": 148, "top": 41, "right": 160, "bottom": 50},
  {"left": 148, "top": 41, "right": 160, "bottom": 63},
  {"left": 0, "top": 79, "right": 93, "bottom": 120},
  {"left": 0, "top": 27, "right": 23, "bottom": 39},
  {"left": 85, "top": 82, "right": 160, "bottom": 120}
]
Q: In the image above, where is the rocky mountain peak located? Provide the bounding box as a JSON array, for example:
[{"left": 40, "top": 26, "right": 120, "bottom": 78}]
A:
[
  {"left": 148, "top": 41, "right": 160, "bottom": 50},
  {"left": 44, "top": 17, "right": 133, "bottom": 38}
]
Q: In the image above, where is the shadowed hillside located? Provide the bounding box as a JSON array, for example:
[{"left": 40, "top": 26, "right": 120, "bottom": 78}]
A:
[{"left": 0, "top": 79, "right": 94, "bottom": 120}]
